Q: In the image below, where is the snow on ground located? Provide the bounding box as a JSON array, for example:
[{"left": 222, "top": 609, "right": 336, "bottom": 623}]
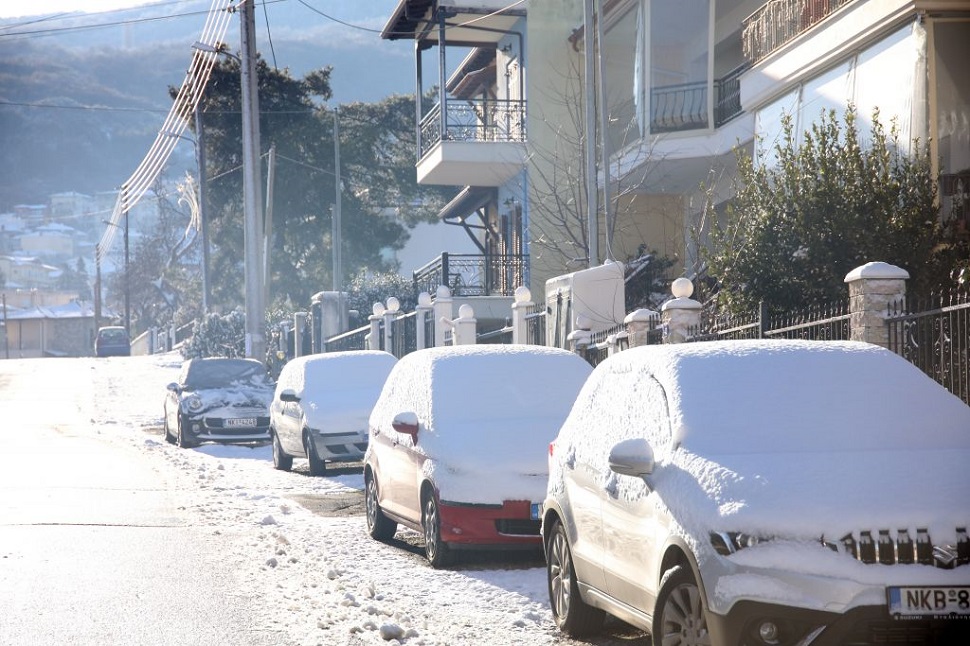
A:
[{"left": 79, "top": 352, "right": 585, "bottom": 646}]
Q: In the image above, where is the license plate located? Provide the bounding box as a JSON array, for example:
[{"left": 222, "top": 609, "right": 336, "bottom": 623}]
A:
[
  {"left": 530, "top": 503, "right": 542, "bottom": 521},
  {"left": 225, "top": 418, "right": 258, "bottom": 428},
  {"left": 887, "top": 586, "right": 970, "bottom": 619}
]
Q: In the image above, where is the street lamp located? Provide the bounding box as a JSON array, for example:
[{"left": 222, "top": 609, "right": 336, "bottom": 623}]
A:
[{"left": 102, "top": 217, "right": 130, "bottom": 336}]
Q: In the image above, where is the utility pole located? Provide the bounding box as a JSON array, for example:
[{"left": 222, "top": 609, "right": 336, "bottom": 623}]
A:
[
  {"left": 583, "top": 0, "right": 599, "bottom": 267},
  {"left": 194, "top": 102, "right": 211, "bottom": 313},
  {"left": 332, "top": 109, "right": 342, "bottom": 292},
  {"left": 94, "top": 243, "right": 102, "bottom": 330},
  {"left": 264, "top": 143, "right": 276, "bottom": 307},
  {"left": 240, "top": 0, "right": 265, "bottom": 361},
  {"left": 594, "top": 0, "right": 613, "bottom": 260}
]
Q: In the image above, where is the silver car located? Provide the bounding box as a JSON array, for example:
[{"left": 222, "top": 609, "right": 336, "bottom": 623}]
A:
[
  {"left": 269, "top": 351, "right": 397, "bottom": 476},
  {"left": 542, "top": 340, "right": 970, "bottom": 646}
]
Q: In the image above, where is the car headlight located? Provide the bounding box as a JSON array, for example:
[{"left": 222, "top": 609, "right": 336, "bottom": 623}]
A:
[
  {"left": 185, "top": 395, "right": 203, "bottom": 412},
  {"left": 710, "top": 531, "right": 773, "bottom": 555}
]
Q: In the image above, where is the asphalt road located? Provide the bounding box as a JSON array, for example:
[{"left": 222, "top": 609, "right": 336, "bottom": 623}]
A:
[{"left": 0, "top": 361, "right": 284, "bottom": 646}]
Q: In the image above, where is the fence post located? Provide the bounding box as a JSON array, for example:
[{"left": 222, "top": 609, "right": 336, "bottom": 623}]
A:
[
  {"left": 661, "top": 278, "right": 702, "bottom": 344},
  {"left": 626, "top": 308, "right": 660, "bottom": 347},
  {"left": 383, "top": 297, "right": 400, "bottom": 352},
  {"left": 454, "top": 304, "right": 478, "bottom": 345},
  {"left": 367, "top": 303, "right": 384, "bottom": 351},
  {"left": 511, "top": 285, "right": 533, "bottom": 344},
  {"left": 433, "top": 286, "right": 453, "bottom": 347},
  {"left": 568, "top": 313, "right": 593, "bottom": 356},
  {"left": 416, "top": 291, "right": 432, "bottom": 350},
  {"left": 293, "top": 312, "right": 308, "bottom": 357},
  {"left": 845, "top": 262, "right": 909, "bottom": 349}
]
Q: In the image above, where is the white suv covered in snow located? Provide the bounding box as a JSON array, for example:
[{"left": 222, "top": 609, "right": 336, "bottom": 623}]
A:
[{"left": 542, "top": 340, "right": 970, "bottom": 646}]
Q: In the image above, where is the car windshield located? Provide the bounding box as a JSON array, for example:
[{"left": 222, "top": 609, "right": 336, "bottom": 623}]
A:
[
  {"left": 183, "top": 359, "right": 272, "bottom": 390},
  {"left": 99, "top": 329, "right": 127, "bottom": 342}
]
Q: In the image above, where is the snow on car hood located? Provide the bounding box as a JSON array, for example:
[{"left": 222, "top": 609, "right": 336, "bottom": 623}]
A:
[
  {"left": 188, "top": 386, "right": 274, "bottom": 414},
  {"left": 653, "top": 445, "right": 970, "bottom": 544}
]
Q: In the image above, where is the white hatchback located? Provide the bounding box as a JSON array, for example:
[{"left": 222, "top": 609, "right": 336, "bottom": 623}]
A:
[
  {"left": 542, "top": 340, "right": 970, "bottom": 646},
  {"left": 269, "top": 351, "right": 397, "bottom": 476}
]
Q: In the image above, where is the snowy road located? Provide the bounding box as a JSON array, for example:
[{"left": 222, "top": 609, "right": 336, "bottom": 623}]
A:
[{"left": 0, "top": 354, "right": 648, "bottom": 645}]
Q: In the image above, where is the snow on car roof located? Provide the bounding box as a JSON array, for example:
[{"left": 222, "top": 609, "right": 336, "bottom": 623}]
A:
[
  {"left": 371, "top": 344, "right": 593, "bottom": 503},
  {"left": 560, "top": 339, "right": 970, "bottom": 545},
  {"left": 277, "top": 350, "right": 397, "bottom": 399}
]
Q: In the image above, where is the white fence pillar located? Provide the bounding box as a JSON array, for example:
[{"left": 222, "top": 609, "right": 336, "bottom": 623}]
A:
[
  {"left": 452, "top": 304, "right": 477, "bottom": 345},
  {"left": 367, "top": 302, "right": 384, "bottom": 351},
  {"left": 383, "top": 297, "right": 401, "bottom": 352},
  {"left": 293, "top": 311, "right": 308, "bottom": 357},
  {"left": 433, "top": 286, "right": 453, "bottom": 347},
  {"left": 415, "top": 291, "right": 433, "bottom": 350},
  {"left": 511, "top": 286, "right": 533, "bottom": 344}
]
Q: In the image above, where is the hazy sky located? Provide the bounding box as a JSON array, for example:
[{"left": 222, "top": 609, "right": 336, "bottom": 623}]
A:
[{"left": 0, "top": 1, "right": 168, "bottom": 19}]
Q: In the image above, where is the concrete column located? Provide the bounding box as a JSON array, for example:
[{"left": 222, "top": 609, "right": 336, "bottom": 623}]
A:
[
  {"left": 415, "top": 292, "right": 432, "bottom": 350},
  {"left": 433, "top": 286, "right": 453, "bottom": 347},
  {"left": 625, "top": 308, "right": 660, "bottom": 347},
  {"left": 567, "top": 313, "right": 592, "bottom": 356},
  {"left": 293, "top": 311, "right": 308, "bottom": 357},
  {"left": 845, "top": 262, "right": 909, "bottom": 348},
  {"left": 510, "top": 286, "right": 533, "bottom": 344},
  {"left": 367, "top": 303, "right": 384, "bottom": 351},
  {"left": 661, "top": 278, "right": 702, "bottom": 344},
  {"left": 452, "top": 304, "right": 477, "bottom": 345},
  {"left": 383, "top": 297, "right": 401, "bottom": 353}
]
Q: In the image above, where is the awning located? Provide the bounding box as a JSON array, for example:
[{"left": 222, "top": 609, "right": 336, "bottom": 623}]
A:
[{"left": 438, "top": 187, "right": 494, "bottom": 225}]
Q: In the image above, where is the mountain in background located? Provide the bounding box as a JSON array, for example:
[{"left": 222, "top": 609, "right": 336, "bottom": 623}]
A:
[{"left": 0, "top": 0, "right": 412, "bottom": 208}]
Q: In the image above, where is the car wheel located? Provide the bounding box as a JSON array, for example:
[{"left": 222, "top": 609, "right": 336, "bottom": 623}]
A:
[
  {"left": 271, "top": 430, "right": 292, "bottom": 471},
  {"left": 365, "top": 472, "right": 397, "bottom": 541},
  {"left": 304, "top": 432, "right": 326, "bottom": 477},
  {"left": 652, "top": 565, "right": 710, "bottom": 646},
  {"left": 547, "top": 519, "right": 605, "bottom": 636},
  {"left": 422, "top": 493, "right": 452, "bottom": 568},
  {"left": 176, "top": 415, "right": 197, "bottom": 449}
]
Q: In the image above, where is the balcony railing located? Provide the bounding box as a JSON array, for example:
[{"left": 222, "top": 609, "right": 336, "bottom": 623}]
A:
[
  {"left": 651, "top": 64, "right": 750, "bottom": 133},
  {"left": 743, "top": 0, "right": 853, "bottom": 64},
  {"left": 412, "top": 252, "right": 526, "bottom": 298},
  {"left": 420, "top": 98, "right": 527, "bottom": 158}
]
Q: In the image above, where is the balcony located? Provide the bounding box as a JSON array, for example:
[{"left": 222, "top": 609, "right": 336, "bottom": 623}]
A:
[
  {"left": 417, "top": 98, "right": 528, "bottom": 186},
  {"left": 742, "top": 0, "right": 854, "bottom": 64},
  {"left": 650, "top": 63, "right": 750, "bottom": 133},
  {"left": 413, "top": 252, "right": 526, "bottom": 298}
]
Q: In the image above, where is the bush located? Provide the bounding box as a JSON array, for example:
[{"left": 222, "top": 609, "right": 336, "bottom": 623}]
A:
[{"left": 180, "top": 310, "right": 246, "bottom": 359}]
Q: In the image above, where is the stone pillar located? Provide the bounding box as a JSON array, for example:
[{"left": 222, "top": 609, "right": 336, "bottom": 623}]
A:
[
  {"left": 661, "top": 278, "right": 702, "bottom": 344},
  {"left": 433, "top": 285, "right": 453, "bottom": 347},
  {"left": 415, "top": 291, "right": 432, "bottom": 350},
  {"left": 293, "top": 311, "right": 308, "bottom": 357},
  {"left": 382, "top": 297, "right": 401, "bottom": 353},
  {"left": 452, "top": 304, "right": 477, "bottom": 345},
  {"left": 367, "top": 303, "right": 384, "bottom": 351},
  {"left": 625, "top": 308, "right": 660, "bottom": 347},
  {"left": 567, "top": 313, "right": 593, "bottom": 356},
  {"left": 845, "top": 262, "right": 909, "bottom": 348},
  {"left": 510, "top": 285, "right": 533, "bottom": 344}
]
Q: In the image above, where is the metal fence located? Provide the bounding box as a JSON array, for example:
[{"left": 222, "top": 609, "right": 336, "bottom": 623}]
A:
[
  {"left": 413, "top": 252, "right": 526, "bottom": 298},
  {"left": 389, "top": 311, "right": 417, "bottom": 358},
  {"left": 689, "top": 300, "right": 850, "bottom": 342},
  {"left": 420, "top": 98, "right": 527, "bottom": 158},
  {"left": 324, "top": 324, "right": 369, "bottom": 353},
  {"left": 887, "top": 287, "right": 970, "bottom": 405},
  {"left": 525, "top": 303, "right": 546, "bottom": 346}
]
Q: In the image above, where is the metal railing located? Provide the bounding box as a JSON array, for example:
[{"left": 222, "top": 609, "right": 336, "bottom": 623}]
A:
[
  {"left": 413, "top": 252, "right": 527, "bottom": 298},
  {"left": 742, "top": 0, "right": 853, "bottom": 64},
  {"left": 887, "top": 287, "right": 970, "bottom": 405},
  {"left": 688, "top": 300, "right": 850, "bottom": 342},
  {"left": 420, "top": 98, "right": 527, "bottom": 158},
  {"left": 324, "top": 324, "right": 369, "bottom": 353},
  {"left": 525, "top": 303, "right": 546, "bottom": 346},
  {"left": 650, "top": 64, "right": 750, "bottom": 133},
  {"left": 389, "top": 311, "right": 417, "bottom": 358}
]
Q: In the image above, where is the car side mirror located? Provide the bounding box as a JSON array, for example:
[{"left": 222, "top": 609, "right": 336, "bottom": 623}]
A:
[
  {"left": 608, "top": 437, "right": 656, "bottom": 478},
  {"left": 391, "top": 411, "right": 420, "bottom": 445},
  {"left": 279, "top": 388, "right": 300, "bottom": 403},
  {"left": 166, "top": 382, "right": 180, "bottom": 393}
]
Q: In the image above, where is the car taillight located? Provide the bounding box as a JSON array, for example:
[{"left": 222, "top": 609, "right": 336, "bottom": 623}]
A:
[{"left": 548, "top": 441, "right": 555, "bottom": 457}]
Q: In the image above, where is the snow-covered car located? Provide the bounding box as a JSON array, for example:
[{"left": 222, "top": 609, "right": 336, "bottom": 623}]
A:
[
  {"left": 164, "top": 358, "right": 275, "bottom": 448},
  {"left": 542, "top": 340, "right": 970, "bottom": 645},
  {"left": 269, "top": 350, "right": 397, "bottom": 476},
  {"left": 364, "top": 345, "right": 593, "bottom": 567}
]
